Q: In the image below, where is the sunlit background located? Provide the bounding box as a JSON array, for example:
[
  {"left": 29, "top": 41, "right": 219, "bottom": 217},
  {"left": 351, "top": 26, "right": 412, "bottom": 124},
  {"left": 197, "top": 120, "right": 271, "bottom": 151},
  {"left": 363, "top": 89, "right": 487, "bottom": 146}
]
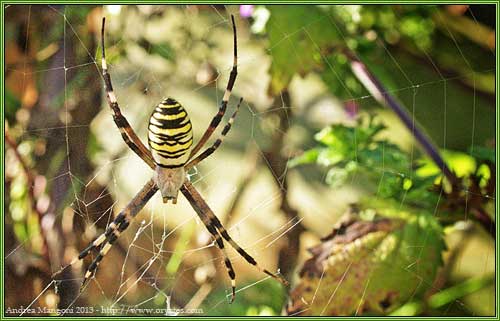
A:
[{"left": 4, "top": 4, "right": 495, "bottom": 316}]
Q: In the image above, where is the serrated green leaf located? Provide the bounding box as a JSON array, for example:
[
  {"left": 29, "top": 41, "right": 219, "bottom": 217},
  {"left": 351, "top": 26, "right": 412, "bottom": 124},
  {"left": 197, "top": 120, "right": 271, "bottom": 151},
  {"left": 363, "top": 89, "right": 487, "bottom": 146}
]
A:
[
  {"left": 289, "top": 207, "right": 444, "bottom": 316},
  {"left": 267, "top": 6, "right": 340, "bottom": 95},
  {"left": 359, "top": 142, "right": 410, "bottom": 174}
]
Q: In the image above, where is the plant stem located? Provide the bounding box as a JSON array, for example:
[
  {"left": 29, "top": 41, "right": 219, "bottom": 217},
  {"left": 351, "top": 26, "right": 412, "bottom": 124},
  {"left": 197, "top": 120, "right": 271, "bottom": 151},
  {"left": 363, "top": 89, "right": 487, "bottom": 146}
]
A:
[
  {"left": 264, "top": 89, "right": 305, "bottom": 280},
  {"left": 345, "top": 49, "right": 457, "bottom": 185},
  {"left": 428, "top": 275, "right": 494, "bottom": 309}
]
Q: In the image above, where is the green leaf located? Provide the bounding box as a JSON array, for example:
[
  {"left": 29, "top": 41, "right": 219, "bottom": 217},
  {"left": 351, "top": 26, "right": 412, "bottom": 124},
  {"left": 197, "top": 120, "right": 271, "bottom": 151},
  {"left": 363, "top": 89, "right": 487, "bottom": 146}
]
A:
[
  {"left": 317, "top": 148, "right": 345, "bottom": 167},
  {"left": 315, "top": 125, "right": 355, "bottom": 147},
  {"left": 289, "top": 206, "right": 444, "bottom": 316},
  {"left": 166, "top": 221, "right": 195, "bottom": 275},
  {"left": 133, "top": 37, "right": 177, "bottom": 63},
  {"left": 359, "top": 142, "right": 410, "bottom": 174},
  {"left": 288, "top": 148, "right": 320, "bottom": 167},
  {"left": 86, "top": 132, "right": 104, "bottom": 160},
  {"left": 290, "top": 120, "right": 446, "bottom": 209},
  {"left": 267, "top": 6, "right": 340, "bottom": 95}
]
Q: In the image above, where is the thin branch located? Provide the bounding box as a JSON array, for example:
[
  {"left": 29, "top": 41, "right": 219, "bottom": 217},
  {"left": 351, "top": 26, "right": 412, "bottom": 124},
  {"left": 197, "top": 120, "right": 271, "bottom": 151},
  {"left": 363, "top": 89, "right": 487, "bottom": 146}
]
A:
[
  {"left": 264, "top": 89, "right": 305, "bottom": 279},
  {"left": 470, "top": 207, "right": 495, "bottom": 238}
]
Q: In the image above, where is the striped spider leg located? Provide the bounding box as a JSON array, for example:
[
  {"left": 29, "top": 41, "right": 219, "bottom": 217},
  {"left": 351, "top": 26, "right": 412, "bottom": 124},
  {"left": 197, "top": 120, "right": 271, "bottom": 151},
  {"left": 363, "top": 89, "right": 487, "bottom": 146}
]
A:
[
  {"left": 181, "top": 181, "right": 290, "bottom": 284},
  {"left": 64, "top": 179, "right": 158, "bottom": 289},
  {"left": 100, "top": 17, "right": 156, "bottom": 169},
  {"left": 55, "top": 14, "right": 288, "bottom": 302},
  {"left": 188, "top": 14, "right": 238, "bottom": 159}
]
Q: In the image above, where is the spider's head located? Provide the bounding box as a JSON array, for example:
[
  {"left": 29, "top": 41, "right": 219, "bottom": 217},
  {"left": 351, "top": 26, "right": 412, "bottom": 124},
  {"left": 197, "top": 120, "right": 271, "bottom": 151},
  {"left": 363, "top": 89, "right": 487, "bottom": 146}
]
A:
[{"left": 154, "top": 166, "right": 186, "bottom": 204}]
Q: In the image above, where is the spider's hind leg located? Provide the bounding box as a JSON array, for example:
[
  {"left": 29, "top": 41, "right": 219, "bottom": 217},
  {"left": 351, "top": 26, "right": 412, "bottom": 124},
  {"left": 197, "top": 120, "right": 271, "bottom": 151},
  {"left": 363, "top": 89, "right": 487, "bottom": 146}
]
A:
[
  {"left": 78, "top": 213, "right": 131, "bottom": 289},
  {"left": 52, "top": 214, "right": 127, "bottom": 289},
  {"left": 53, "top": 179, "right": 158, "bottom": 290},
  {"left": 205, "top": 221, "right": 237, "bottom": 303},
  {"left": 181, "top": 181, "right": 289, "bottom": 293},
  {"left": 211, "top": 212, "right": 289, "bottom": 286}
]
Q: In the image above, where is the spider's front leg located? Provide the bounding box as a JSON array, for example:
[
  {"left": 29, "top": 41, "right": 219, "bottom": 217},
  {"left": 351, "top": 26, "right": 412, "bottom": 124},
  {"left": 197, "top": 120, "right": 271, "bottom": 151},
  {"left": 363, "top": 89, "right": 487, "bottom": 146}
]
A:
[
  {"left": 189, "top": 15, "right": 239, "bottom": 159},
  {"left": 101, "top": 17, "right": 155, "bottom": 170}
]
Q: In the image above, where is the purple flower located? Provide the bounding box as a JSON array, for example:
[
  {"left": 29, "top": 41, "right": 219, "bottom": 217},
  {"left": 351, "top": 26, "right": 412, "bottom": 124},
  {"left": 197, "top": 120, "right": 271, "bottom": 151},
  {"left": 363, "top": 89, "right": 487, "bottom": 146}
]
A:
[{"left": 239, "top": 5, "right": 254, "bottom": 18}]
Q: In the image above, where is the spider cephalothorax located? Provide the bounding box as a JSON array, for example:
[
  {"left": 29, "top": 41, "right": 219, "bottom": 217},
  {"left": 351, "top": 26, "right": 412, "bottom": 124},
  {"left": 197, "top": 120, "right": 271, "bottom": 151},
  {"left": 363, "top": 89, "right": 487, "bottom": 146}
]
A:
[
  {"left": 154, "top": 166, "right": 186, "bottom": 204},
  {"left": 54, "top": 15, "right": 288, "bottom": 303}
]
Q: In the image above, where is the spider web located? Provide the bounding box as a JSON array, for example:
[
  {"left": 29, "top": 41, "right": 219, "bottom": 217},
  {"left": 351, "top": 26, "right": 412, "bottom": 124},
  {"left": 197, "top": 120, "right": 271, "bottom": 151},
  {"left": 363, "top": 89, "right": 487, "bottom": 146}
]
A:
[{"left": 4, "top": 4, "right": 495, "bottom": 316}]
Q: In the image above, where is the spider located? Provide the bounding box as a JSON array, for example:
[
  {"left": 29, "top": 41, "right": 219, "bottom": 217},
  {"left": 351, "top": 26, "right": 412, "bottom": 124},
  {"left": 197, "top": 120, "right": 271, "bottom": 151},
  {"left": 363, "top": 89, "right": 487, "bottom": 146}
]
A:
[{"left": 56, "top": 15, "right": 288, "bottom": 303}]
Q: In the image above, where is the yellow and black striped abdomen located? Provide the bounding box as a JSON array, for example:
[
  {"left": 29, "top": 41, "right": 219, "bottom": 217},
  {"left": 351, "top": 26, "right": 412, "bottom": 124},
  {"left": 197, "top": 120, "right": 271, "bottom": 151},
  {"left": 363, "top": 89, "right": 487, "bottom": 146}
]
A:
[{"left": 148, "top": 98, "right": 193, "bottom": 168}]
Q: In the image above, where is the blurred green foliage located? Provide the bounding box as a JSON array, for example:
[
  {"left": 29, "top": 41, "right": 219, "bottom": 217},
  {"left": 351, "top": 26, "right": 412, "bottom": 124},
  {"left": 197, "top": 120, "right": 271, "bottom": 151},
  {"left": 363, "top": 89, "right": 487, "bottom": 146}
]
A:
[
  {"left": 263, "top": 5, "right": 495, "bottom": 151},
  {"left": 289, "top": 116, "right": 494, "bottom": 315},
  {"left": 5, "top": 89, "right": 20, "bottom": 123},
  {"left": 266, "top": 5, "right": 442, "bottom": 100},
  {"left": 290, "top": 117, "right": 440, "bottom": 208},
  {"left": 6, "top": 142, "right": 44, "bottom": 255}
]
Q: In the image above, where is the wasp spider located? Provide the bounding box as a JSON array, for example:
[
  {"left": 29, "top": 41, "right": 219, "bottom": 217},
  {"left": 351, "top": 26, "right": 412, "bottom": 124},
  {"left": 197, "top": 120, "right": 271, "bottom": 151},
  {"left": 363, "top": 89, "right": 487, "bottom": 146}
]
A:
[{"left": 56, "top": 15, "right": 288, "bottom": 302}]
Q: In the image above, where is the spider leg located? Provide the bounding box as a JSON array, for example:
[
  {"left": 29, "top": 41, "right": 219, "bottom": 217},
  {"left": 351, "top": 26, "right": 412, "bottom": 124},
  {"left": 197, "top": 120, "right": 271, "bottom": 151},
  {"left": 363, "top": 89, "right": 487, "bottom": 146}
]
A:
[
  {"left": 185, "top": 97, "right": 243, "bottom": 171},
  {"left": 101, "top": 17, "right": 155, "bottom": 170},
  {"left": 53, "top": 179, "right": 158, "bottom": 288},
  {"left": 189, "top": 15, "right": 238, "bottom": 160},
  {"left": 197, "top": 210, "right": 237, "bottom": 302},
  {"left": 181, "top": 181, "right": 289, "bottom": 288},
  {"left": 79, "top": 214, "right": 130, "bottom": 290}
]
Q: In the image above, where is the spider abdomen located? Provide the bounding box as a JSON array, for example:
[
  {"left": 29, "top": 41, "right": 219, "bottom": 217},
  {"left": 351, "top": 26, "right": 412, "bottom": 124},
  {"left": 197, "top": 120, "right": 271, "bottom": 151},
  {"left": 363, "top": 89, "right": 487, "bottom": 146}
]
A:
[{"left": 148, "top": 98, "right": 193, "bottom": 168}]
